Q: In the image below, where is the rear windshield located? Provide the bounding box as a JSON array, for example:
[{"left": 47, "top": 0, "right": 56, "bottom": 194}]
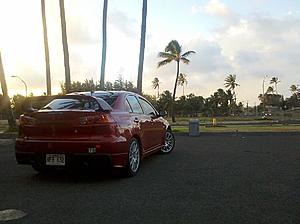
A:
[
  {"left": 93, "top": 94, "right": 118, "bottom": 107},
  {"left": 41, "top": 98, "right": 100, "bottom": 111}
]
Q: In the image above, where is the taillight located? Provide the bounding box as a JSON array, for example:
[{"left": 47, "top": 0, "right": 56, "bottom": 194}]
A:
[
  {"left": 79, "top": 114, "right": 114, "bottom": 125},
  {"left": 19, "top": 115, "right": 36, "bottom": 126}
]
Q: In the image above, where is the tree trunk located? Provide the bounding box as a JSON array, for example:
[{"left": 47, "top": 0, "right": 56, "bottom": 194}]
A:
[
  {"left": 41, "top": 0, "right": 51, "bottom": 95},
  {"left": 100, "top": 0, "right": 108, "bottom": 90},
  {"left": 59, "top": 0, "right": 71, "bottom": 94},
  {"left": 158, "top": 85, "right": 159, "bottom": 98},
  {"left": 0, "top": 52, "right": 16, "bottom": 130},
  {"left": 171, "top": 61, "right": 180, "bottom": 122},
  {"left": 137, "top": 0, "right": 147, "bottom": 94}
]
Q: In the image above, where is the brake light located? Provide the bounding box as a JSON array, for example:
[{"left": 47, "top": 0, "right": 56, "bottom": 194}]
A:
[
  {"left": 79, "top": 114, "right": 114, "bottom": 125},
  {"left": 19, "top": 115, "right": 36, "bottom": 126}
]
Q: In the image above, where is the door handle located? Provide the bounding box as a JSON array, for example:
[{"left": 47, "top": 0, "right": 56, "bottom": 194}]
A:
[{"left": 133, "top": 117, "right": 139, "bottom": 123}]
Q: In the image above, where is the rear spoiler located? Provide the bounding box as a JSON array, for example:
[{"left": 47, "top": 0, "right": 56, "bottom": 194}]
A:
[{"left": 42, "top": 95, "right": 113, "bottom": 112}]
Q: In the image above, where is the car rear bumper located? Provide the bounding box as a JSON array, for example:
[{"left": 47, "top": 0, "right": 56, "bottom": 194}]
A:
[
  {"left": 15, "top": 137, "right": 128, "bottom": 168},
  {"left": 16, "top": 152, "right": 116, "bottom": 168}
]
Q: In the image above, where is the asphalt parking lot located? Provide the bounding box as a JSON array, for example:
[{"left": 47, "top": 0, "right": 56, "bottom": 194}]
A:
[{"left": 0, "top": 133, "right": 299, "bottom": 224}]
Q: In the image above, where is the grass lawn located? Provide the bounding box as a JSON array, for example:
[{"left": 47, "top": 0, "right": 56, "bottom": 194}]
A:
[{"left": 172, "top": 124, "right": 300, "bottom": 133}]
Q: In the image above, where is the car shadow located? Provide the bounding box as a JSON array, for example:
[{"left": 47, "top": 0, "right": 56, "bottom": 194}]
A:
[{"left": 29, "top": 166, "right": 125, "bottom": 184}]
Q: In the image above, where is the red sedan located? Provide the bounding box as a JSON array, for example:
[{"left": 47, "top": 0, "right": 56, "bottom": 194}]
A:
[{"left": 15, "top": 91, "right": 175, "bottom": 176}]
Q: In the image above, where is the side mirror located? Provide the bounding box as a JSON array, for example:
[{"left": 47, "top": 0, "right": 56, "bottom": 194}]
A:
[{"left": 158, "top": 110, "right": 167, "bottom": 117}]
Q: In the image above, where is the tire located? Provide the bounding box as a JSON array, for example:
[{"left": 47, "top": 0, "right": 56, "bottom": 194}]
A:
[
  {"left": 160, "top": 130, "right": 175, "bottom": 154},
  {"left": 125, "top": 138, "right": 141, "bottom": 177}
]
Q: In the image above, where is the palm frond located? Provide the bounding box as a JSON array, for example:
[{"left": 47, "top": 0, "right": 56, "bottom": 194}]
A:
[
  {"left": 181, "top": 50, "right": 196, "bottom": 58},
  {"left": 158, "top": 52, "right": 176, "bottom": 59},
  {"left": 180, "top": 57, "right": 190, "bottom": 64},
  {"left": 157, "top": 58, "right": 173, "bottom": 68},
  {"left": 165, "top": 40, "right": 182, "bottom": 54}
]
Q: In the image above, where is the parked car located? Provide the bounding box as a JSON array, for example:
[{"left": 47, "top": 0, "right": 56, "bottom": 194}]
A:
[{"left": 15, "top": 91, "right": 175, "bottom": 176}]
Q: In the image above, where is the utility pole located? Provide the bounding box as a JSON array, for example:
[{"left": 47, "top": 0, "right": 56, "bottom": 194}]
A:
[
  {"left": 262, "top": 75, "right": 268, "bottom": 112},
  {"left": 11, "top": 75, "right": 27, "bottom": 97}
]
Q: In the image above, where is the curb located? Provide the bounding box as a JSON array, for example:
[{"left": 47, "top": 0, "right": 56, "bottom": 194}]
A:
[{"left": 174, "top": 132, "right": 300, "bottom": 137}]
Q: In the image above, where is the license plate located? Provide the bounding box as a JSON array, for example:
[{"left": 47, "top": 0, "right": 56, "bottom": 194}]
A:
[{"left": 46, "top": 154, "right": 65, "bottom": 166}]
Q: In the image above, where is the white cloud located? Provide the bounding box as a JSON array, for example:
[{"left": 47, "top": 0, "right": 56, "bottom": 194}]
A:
[{"left": 204, "top": 0, "right": 230, "bottom": 17}]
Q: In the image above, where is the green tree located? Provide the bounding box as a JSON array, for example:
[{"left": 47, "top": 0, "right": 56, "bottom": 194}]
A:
[
  {"left": 270, "top": 77, "right": 280, "bottom": 94},
  {"left": 152, "top": 77, "right": 160, "bottom": 98},
  {"left": 157, "top": 90, "right": 172, "bottom": 116},
  {"left": 177, "top": 73, "right": 187, "bottom": 96},
  {"left": 137, "top": 0, "right": 147, "bottom": 94},
  {"left": 59, "top": 0, "right": 71, "bottom": 93},
  {"left": 158, "top": 40, "right": 195, "bottom": 122},
  {"left": 41, "top": 0, "right": 51, "bottom": 95},
  {"left": 100, "top": 0, "right": 108, "bottom": 89},
  {"left": 11, "top": 94, "right": 27, "bottom": 117}
]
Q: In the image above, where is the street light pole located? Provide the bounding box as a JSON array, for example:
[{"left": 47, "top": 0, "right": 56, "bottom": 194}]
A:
[
  {"left": 262, "top": 75, "right": 268, "bottom": 112},
  {"left": 11, "top": 75, "right": 28, "bottom": 97}
]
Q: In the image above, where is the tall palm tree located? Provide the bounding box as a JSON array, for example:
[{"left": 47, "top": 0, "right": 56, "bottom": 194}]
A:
[
  {"left": 137, "top": 0, "right": 147, "bottom": 94},
  {"left": 100, "top": 0, "right": 108, "bottom": 90},
  {"left": 158, "top": 40, "right": 195, "bottom": 122},
  {"left": 152, "top": 77, "right": 160, "bottom": 98},
  {"left": 0, "top": 52, "right": 16, "bottom": 130},
  {"left": 59, "top": 0, "right": 71, "bottom": 93},
  {"left": 41, "top": 0, "right": 51, "bottom": 95},
  {"left": 224, "top": 74, "right": 239, "bottom": 103},
  {"left": 177, "top": 73, "right": 187, "bottom": 96},
  {"left": 270, "top": 77, "right": 280, "bottom": 94}
]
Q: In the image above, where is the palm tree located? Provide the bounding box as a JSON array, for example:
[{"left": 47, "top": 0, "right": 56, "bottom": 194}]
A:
[
  {"left": 270, "top": 77, "right": 280, "bottom": 94},
  {"left": 152, "top": 77, "right": 160, "bottom": 98},
  {"left": 41, "top": 0, "right": 51, "bottom": 95},
  {"left": 158, "top": 40, "right": 195, "bottom": 122},
  {"left": 224, "top": 74, "right": 239, "bottom": 103},
  {"left": 290, "top": 85, "right": 298, "bottom": 95},
  {"left": 59, "top": 0, "right": 71, "bottom": 93},
  {"left": 137, "top": 0, "right": 147, "bottom": 94},
  {"left": 177, "top": 73, "right": 187, "bottom": 96},
  {"left": 100, "top": 0, "right": 108, "bottom": 90},
  {"left": 0, "top": 52, "right": 16, "bottom": 130}
]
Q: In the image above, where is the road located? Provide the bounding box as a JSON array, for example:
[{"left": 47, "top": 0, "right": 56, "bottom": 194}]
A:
[{"left": 0, "top": 134, "right": 299, "bottom": 224}]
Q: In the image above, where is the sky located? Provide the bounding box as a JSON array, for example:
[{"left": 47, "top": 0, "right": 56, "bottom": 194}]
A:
[{"left": 0, "top": 0, "right": 300, "bottom": 105}]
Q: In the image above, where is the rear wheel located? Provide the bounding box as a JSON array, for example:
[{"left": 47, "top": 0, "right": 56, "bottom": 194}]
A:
[
  {"left": 161, "top": 130, "right": 175, "bottom": 154},
  {"left": 125, "top": 138, "right": 141, "bottom": 177}
]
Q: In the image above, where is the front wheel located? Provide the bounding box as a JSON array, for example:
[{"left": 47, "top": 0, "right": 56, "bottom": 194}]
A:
[
  {"left": 125, "top": 138, "right": 141, "bottom": 177},
  {"left": 161, "top": 130, "right": 175, "bottom": 154}
]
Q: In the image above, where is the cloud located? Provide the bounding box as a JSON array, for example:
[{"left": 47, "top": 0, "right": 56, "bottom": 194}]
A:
[
  {"left": 108, "top": 10, "right": 138, "bottom": 38},
  {"left": 204, "top": 0, "right": 230, "bottom": 17},
  {"left": 192, "top": 0, "right": 238, "bottom": 26}
]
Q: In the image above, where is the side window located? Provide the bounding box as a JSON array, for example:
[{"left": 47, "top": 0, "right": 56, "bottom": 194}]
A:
[
  {"left": 139, "top": 98, "right": 156, "bottom": 115},
  {"left": 125, "top": 99, "right": 133, "bottom": 113},
  {"left": 127, "top": 96, "right": 143, "bottom": 114}
]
